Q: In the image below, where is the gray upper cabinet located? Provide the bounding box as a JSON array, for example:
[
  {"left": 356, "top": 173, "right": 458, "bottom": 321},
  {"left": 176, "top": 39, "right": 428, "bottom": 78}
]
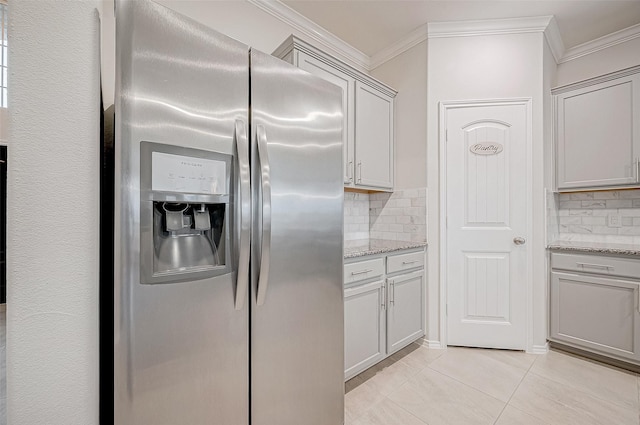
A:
[
  {"left": 274, "top": 36, "right": 397, "bottom": 191},
  {"left": 553, "top": 66, "right": 640, "bottom": 191},
  {"left": 295, "top": 51, "right": 355, "bottom": 184},
  {"left": 355, "top": 81, "right": 394, "bottom": 189}
]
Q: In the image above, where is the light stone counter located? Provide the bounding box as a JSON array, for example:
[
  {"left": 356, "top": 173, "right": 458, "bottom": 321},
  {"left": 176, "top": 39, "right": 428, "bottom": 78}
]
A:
[
  {"left": 548, "top": 240, "right": 640, "bottom": 257},
  {"left": 344, "top": 239, "right": 427, "bottom": 259}
]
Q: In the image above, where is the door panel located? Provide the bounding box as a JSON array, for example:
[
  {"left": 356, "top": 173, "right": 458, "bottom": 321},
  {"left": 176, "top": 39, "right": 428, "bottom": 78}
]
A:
[
  {"left": 446, "top": 102, "right": 529, "bottom": 350},
  {"left": 355, "top": 81, "right": 393, "bottom": 189},
  {"left": 114, "top": 1, "right": 249, "bottom": 424},
  {"left": 465, "top": 126, "right": 509, "bottom": 226},
  {"left": 250, "top": 49, "right": 344, "bottom": 425},
  {"left": 550, "top": 271, "right": 640, "bottom": 362},
  {"left": 556, "top": 75, "right": 640, "bottom": 189},
  {"left": 387, "top": 271, "right": 425, "bottom": 355},
  {"left": 463, "top": 253, "right": 510, "bottom": 322},
  {"left": 344, "top": 280, "right": 386, "bottom": 380},
  {"left": 297, "top": 51, "right": 354, "bottom": 184}
]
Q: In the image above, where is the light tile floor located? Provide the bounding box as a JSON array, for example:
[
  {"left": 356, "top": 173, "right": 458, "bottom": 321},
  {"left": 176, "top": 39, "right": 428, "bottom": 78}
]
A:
[{"left": 345, "top": 343, "right": 640, "bottom": 425}]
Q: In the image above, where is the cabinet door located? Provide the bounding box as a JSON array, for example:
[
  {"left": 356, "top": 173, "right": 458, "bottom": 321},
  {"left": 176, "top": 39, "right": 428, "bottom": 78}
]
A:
[
  {"left": 355, "top": 81, "right": 394, "bottom": 190},
  {"left": 556, "top": 74, "right": 640, "bottom": 190},
  {"left": 297, "top": 51, "right": 355, "bottom": 185},
  {"left": 550, "top": 271, "right": 640, "bottom": 363},
  {"left": 344, "top": 280, "right": 386, "bottom": 380},
  {"left": 386, "top": 271, "right": 425, "bottom": 355}
]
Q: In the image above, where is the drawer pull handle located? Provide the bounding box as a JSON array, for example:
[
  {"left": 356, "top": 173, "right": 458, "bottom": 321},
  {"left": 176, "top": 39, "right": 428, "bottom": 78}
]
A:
[
  {"left": 576, "top": 262, "right": 613, "bottom": 270},
  {"left": 402, "top": 260, "right": 417, "bottom": 265},
  {"left": 351, "top": 269, "right": 373, "bottom": 276}
]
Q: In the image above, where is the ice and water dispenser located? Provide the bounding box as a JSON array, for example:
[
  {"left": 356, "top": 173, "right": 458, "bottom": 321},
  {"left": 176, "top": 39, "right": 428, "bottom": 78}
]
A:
[{"left": 140, "top": 142, "right": 232, "bottom": 284}]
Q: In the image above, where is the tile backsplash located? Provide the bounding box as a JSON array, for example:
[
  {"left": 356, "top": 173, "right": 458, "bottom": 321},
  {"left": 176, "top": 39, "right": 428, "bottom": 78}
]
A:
[
  {"left": 344, "top": 188, "right": 427, "bottom": 247},
  {"left": 344, "top": 192, "right": 370, "bottom": 242},
  {"left": 550, "top": 189, "right": 640, "bottom": 244}
]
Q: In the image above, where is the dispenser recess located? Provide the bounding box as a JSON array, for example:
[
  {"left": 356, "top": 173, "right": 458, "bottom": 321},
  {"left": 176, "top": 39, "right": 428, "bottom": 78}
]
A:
[{"left": 140, "top": 141, "right": 233, "bottom": 284}]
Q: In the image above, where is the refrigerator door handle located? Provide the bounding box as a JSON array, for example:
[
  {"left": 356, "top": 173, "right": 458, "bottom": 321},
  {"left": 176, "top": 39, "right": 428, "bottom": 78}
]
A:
[
  {"left": 235, "top": 119, "right": 251, "bottom": 310},
  {"left": 256, "top": 124, "right": 272, "bottom": 306}
]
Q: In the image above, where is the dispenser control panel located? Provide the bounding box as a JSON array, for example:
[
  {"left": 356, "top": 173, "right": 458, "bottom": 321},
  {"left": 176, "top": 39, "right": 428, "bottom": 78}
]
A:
[{"left": 151, "top": 152, "right": 227, "bottom": 195}]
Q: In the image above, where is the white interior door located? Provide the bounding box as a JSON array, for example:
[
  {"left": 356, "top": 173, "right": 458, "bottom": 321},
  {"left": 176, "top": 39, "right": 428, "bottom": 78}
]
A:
[{"left": 444, "top": 101, "right": 529, "bottom": 350}]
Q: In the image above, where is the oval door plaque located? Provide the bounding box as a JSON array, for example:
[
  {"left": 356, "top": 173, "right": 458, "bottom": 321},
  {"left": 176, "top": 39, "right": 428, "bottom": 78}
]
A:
[{"left": 470, "top": 142, "right": 503, "bottom": 155}]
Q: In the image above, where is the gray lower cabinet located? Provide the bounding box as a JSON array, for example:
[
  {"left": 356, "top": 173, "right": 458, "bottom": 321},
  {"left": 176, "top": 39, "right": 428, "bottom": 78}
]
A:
[
  {"left": 386, "top": 270, "right": 425, "bottom": 356},
  {"left": 549, "top": 252, "right": 640, "bottom": 364},
  {"left": 344, "top": 280, "right": 386, "bottom": 379},
  {"left": 344, "top": 248, "right": 426, "bottom": 380}
]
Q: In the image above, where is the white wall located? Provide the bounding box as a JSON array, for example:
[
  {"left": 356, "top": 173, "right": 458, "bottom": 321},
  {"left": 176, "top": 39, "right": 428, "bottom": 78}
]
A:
[
  {"left": 8, "top": 1, "right": 101, "bottom": 424},
  {"left": 556, "top": 37, "right": 640, "bottom": 86},
  {"left": 371, "top": 41, "right": 428, "bottom": 190},
  {"left": 426, "top": 32, "right": 549, "bottom": 351},
  {"left": 0, "top": 108, "right": 8, "bottom": 142}
]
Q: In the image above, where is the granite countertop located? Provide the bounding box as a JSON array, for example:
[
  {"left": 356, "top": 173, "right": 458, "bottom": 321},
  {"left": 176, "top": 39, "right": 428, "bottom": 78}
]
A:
[
  {"left": 344, "top": 239, "right": 427, "bottom": 259},
  {"left": 548, "top": 240, "right": 640, "bottom": 257}
]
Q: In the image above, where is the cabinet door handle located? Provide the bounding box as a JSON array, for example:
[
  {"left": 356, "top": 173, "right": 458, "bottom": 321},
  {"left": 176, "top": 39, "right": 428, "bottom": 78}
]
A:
[
  {"left": 351, "top": 269, "right": 373, "bottom": 275},
  {"left": 347, "top": 160, "right": 353, "bottom": 182},
  {"left": 637, "top": 286, "right": 640, "bottom": 314},
  {"left": 635, "top": 158, "right": 640, "bottom": 183},
  {"left": 390, "top": 281, "right": 395, "bottom": 305},
  {"left": 357, "top": 161, "right": 362, "bottom": 183},
  {"left": 381, "top": 284, "right": 385, "bottom": 309},
  {"left": 576, "top": 262, "right": 613, "bottom": 270}
]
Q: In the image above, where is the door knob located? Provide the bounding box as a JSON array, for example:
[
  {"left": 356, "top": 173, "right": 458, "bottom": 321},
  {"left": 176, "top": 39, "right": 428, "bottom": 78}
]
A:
[{"left": 513, "top": 237, "right": 526, "bottom": 245}]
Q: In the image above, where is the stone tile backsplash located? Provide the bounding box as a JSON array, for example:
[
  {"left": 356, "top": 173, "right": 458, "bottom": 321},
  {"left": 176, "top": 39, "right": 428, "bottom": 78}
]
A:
[
  {"left": 344, "top": 192, "right": 370, "bottom": 242},
  {"left": 370, "top": 188, "right": 427, "bottom": 243},
  {"left": 343, "top": 188, "right": 428, "bottom": 248},
  {"left": 551, "top": 189, "right": 640, "bottom": 245}
]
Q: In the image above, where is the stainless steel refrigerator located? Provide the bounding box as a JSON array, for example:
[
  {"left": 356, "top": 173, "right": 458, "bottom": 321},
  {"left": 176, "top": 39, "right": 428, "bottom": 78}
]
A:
[{"left": 101, "top": 1, "right": 344, "bottom": 424}]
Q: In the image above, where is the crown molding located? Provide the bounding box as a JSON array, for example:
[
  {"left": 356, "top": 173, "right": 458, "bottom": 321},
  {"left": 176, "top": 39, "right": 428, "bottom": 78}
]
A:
[
  {"left": 427, "top": 16, "right": 555, "bottom": 39},
  {"left": 560, "top": 22, "right": 640, "bottom": 64},
  {"left": 247, "top": 0, "right": 371, "bottom": 71},
  {"left": 543, "top": 16, "right": 565, "bottom": 64},
  {"left": 247, "top": 1, "right": 639, "bottom": 71},
  {"left": 370, "top": 24, "right": 428, "bottom": 70}
]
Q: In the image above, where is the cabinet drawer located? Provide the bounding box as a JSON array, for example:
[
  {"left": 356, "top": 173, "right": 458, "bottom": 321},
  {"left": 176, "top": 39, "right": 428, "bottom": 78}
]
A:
[
  {"left": 344, "top": 258, "right": 385, "bottom": 284},
  {"left": 551, "top": 252, "right": 640, "bottom": 279},
  {"left": 387, "top": 251, "right": 424, "bottom": 274}
]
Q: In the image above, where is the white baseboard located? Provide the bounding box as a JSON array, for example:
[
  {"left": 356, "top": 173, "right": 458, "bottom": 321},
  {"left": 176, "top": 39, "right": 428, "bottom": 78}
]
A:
[
  {"left": 422, "top": 339, "right": 445, "bottom": 349},
  {"left": 527, "top": 343, "right": 549, "bottom": 354}
]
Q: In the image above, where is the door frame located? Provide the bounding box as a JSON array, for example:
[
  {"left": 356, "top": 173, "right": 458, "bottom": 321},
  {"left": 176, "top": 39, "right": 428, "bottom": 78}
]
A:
[{"left": 438, "top": 98, "right": 534, "bottom": 350}]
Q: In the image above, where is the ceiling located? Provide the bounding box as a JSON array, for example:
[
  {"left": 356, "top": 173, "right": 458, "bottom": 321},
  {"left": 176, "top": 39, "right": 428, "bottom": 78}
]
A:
[{"left": 282, "top": 1, "right": 640, "bottom": 57}]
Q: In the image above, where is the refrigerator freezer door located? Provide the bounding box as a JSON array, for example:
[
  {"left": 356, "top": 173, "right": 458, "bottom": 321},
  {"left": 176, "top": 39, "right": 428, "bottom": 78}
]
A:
[
  {"left": 114, "top": 1, "right": 249, "bottom": 423},
  {"left": 250, "top": 49, "right": 345, "bottom": 425}
]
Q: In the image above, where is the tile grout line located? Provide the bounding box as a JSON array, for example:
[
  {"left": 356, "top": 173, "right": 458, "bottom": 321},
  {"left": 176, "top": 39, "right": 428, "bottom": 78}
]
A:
[
  {"left": 491, "top": 354, "right": 541, "bottom": 425},
  {"left": 424, "top": 363, "right": 507, "bottom": 405},
  {"left": 385, "top": 391, "right": 431, "bottom": 425},
  {"left": 526, "top": 365, "right": 640, "bottom": 412}
]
